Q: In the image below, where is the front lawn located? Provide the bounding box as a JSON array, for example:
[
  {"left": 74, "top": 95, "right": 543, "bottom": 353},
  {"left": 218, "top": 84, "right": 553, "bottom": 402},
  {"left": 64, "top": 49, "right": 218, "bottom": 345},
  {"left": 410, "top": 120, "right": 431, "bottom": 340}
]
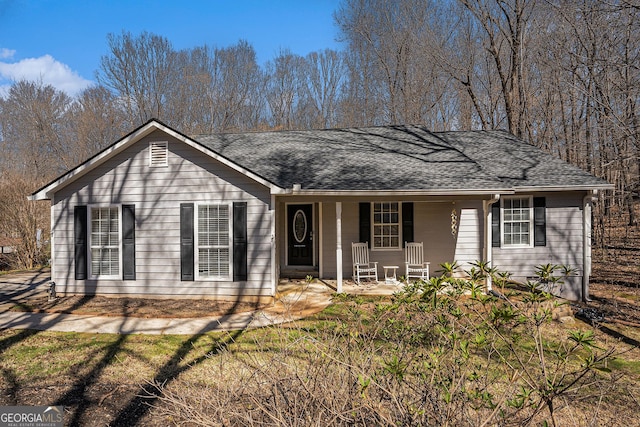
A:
[{"left": 1, "top": 280, "right": 638, "bottom": 426}]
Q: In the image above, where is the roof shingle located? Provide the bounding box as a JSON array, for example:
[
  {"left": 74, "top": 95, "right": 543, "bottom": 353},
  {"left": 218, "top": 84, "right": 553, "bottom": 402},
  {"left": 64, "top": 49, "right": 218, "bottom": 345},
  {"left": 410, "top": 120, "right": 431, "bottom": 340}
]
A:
[{"left": 194, "top": 125, "right": 609, "bottom": 192}]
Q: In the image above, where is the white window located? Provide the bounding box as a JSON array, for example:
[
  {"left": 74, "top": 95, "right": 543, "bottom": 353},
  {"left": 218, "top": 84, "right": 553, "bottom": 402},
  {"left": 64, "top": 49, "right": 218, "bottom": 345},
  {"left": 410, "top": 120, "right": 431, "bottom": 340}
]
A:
[
  {"left": 196, "top": 204, "right": 232, "bottom": 279},
  {"left": 90, "top": 206, "right": 120, "bottom": 278},
  {"left": 373, "top": 202, "right": 400, "bottom": 249},
  {"left": 502, "top": 197, "right": 533, "bottom": 247},
  {"left": 149, "top": 141, "right": 168, "bottom": 167}
]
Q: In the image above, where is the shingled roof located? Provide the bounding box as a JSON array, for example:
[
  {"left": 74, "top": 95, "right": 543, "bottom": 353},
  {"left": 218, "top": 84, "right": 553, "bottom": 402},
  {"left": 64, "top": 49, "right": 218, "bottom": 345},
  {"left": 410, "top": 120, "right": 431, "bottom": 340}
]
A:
[
  {"left": 29, "top": 121, "right": 612, "bottom": 201},
  {"left": 194, "top": 125, "right": 610, "bottom": 193}
]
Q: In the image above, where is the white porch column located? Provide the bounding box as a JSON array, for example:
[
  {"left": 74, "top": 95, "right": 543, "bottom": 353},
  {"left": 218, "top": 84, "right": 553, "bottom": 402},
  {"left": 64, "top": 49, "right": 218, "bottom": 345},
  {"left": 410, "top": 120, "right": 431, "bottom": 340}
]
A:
[
  {"left": 483, "top": 195, "right": 500, "bottom": 292},
  {"left": 319, "top": 202, "right": 324, "bottom": 278},
  {"left": 271, "top": 194, "right": 277, "bottom": 296},
  {"left": 582, "top": 190, "right": 596, "bottom": 302},
  {"left": 336, "top": 201, "right": 343, "bottom": 293},
  {"left": 50, "top": 204, "right": 55, "bottom": 282}
]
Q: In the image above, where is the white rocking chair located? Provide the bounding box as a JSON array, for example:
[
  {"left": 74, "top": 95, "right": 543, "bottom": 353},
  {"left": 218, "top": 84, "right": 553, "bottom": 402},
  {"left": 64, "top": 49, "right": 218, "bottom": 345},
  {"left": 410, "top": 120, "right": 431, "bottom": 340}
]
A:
[
  {"left": 405, "top": 242, "right": 430, "bottom": 282},
  {"left": 352, "top": 242, "right": 378, "bottom": 284}
]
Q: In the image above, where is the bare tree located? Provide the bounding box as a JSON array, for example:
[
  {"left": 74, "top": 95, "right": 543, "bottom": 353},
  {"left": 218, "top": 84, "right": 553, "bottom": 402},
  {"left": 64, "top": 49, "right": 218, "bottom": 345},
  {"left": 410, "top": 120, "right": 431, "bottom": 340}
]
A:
[
  {"left": 335, "top": 0, "right": 453, "bottom": 127},
  {"left": 0, "top": 80, "right": 73, "bottom": 178},
  {"left": 210, "top": 40, "right": 265, "bottom": 132},
  {"left": 456, "top": 0, "right": 535, "bottom": 137},
  {"left": 98, "top": 31, "right": 178, "bottom": 127},
  {"left": 301, "top": 49, "right": 346, "bottom": 129},
  {"left": 0, "top": 171, "right": 50, "bottom": 269},
  {"left": 66, "top": 85, "right": 129, "bottom": 164},
  {"left": 168, "top": 41, "right": 265, "bottom": 134},
  {"left": 265, "top": 50, "right": 305, "bottom": 130}
]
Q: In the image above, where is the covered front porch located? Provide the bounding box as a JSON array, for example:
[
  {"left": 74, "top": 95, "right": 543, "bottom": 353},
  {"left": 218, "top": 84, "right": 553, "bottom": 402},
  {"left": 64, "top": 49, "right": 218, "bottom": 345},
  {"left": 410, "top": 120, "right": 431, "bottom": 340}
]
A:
[{"left": 274, "top": 195, "right": 497, "bottom": 293}]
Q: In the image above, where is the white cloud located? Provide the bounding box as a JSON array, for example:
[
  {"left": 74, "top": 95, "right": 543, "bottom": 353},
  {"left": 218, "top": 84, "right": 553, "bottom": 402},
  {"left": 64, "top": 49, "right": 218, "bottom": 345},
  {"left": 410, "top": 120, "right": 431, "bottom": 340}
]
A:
[
  {"left": 0, "top": 48, "right": 16, "bottom": 59},
  {"left": 0, "top": 54, "right": 93, "bottom": 97}
]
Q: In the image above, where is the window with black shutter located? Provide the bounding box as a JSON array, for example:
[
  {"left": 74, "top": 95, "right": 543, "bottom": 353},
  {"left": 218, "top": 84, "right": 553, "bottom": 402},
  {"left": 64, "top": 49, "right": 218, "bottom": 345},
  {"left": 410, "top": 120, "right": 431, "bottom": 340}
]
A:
[
  {"left": 122, "top": 204, "right": 136, "bottom": 280},
  {"left": 74, "top": 206, "right": 87, "bottom": 280},
  {"left": 180, "top": 203, "right": 194, "bottom": 281}
]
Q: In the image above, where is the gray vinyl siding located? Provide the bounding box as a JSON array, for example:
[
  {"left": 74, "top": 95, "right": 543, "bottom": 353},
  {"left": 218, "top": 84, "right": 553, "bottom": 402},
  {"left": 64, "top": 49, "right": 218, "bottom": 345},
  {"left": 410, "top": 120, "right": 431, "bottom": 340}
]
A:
[
  {"left": 288, "top": 194, "right": 584, "bottom": 298},
  {"left": 492, "top": 192, "right": 585, "bottom": 299},
  {"left": 51, "top": 130, "right": 273, "bottom": 298},
  {"left": 312, "top": 200, "right": 475, "bottom": 280},
  {"left": 449, "top": 202, "right": 483, "bottom": 274}
]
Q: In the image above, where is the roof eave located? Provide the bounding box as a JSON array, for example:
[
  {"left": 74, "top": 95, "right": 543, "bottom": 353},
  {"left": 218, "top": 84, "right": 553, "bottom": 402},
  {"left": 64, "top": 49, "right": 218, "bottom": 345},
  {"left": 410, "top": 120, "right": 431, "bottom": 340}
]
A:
[
  {"left": 283, "top": 188, "right": 515, "bottom": 197},
  {"left": 513, "top": 184, "right": 614, "bottom": 193}
]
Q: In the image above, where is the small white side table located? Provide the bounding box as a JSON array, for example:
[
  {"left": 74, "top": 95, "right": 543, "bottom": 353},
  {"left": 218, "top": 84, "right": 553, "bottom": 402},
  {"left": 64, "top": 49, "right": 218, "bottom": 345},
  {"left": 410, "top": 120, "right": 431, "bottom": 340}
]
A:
[{"left": 383, "top": 265, "right": 399, "bottom": 284}]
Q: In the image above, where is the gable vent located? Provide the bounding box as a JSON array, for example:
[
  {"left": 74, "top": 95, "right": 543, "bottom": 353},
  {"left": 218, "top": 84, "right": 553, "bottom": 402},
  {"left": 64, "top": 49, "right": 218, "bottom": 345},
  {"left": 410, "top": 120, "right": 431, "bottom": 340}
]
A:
[{"left": 149, "top": 141, "right": 168, "bottom": 167}]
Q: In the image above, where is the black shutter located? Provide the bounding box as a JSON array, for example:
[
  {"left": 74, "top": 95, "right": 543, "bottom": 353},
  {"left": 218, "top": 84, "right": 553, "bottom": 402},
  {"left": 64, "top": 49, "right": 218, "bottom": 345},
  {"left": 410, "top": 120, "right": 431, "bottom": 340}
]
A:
[
  {"left": 74, "top": 205, "right": 88, "bottom": 280},
  {"left": 122, "top": 204, "right": 136, "bottom": 280},
  {"left": 491, "top": 203, "right": 501, "bottom": 247},
  {"left": 534, "top": 197, "right": 546, "bottom": 247},
  {"left": 233, "top": 202, "right": 248, "bottom": 281},
  {"left": 402, "top": 202, "right": 414, "bottom": 247},
  {"left": 359, "top": 202, "right": 371, "bottom": 247},
  {"left": 180, "top": 203, "right": 194, "bottom": 281}
]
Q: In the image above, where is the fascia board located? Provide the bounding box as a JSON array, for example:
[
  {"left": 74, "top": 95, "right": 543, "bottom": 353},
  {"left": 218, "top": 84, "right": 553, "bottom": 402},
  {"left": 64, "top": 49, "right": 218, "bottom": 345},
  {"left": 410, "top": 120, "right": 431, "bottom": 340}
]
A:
[
  {"left": 513, "top": 184, "right": 614, "bottom": 193},
  {"left": 284, "top": 189, "right": 516, "bottom": 197}
]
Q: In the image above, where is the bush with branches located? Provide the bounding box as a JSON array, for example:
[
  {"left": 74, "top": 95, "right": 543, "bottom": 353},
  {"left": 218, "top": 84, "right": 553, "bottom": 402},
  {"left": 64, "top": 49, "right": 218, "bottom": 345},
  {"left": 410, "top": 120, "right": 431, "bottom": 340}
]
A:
[{"left": 153, "top": 264, "right": 618, "bottom": 426}]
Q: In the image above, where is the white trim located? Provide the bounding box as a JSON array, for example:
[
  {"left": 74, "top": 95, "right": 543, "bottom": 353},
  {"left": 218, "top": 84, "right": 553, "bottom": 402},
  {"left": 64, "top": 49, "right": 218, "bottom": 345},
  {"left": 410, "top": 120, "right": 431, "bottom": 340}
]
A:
[
  {"left": 283, "top": 189, "right": 515, "bottom": 197},
  {"left": 50, "top": 204, "right": 55, "bottom": 280},
  {"left": 318, "top": 202, "right": 324, "bottom": 278},
  {"left": 513, "top": 185, "right": 613, "bottom": 192},
  {"left": 582, "top": 190, "right": 596, "bottom": 301},
  {"left": 88, "top": 205, "right": 122, "bottom": 280},
  {"left": 194, "top": 202, "right": 233, "bottom": 281},
  {"left": 271, "top": 195, "right": 277, "bottom": 296},
  {"left": 500, "top": 196, "right": 534, "bottom": 248},
  {"left": 371, "top": 202, "right": 402, "bottom": 251},
  {"left": 336, "top": 202, "right": 342, "bottom": 293},
  {"left": 483, "top": 194, "right": 501, "bottom": 291},
  {"left": 282, "top": 184, "right": 614, "bottom": 197}
]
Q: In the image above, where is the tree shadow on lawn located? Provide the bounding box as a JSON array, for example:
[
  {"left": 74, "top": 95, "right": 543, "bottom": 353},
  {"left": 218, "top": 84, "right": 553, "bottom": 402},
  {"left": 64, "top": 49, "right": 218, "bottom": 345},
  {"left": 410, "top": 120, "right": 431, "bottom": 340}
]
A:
[
  {"left": 46, "top": 325, "right": 244, "bottom": 427},
  {"left": 109, "top": 328, "right": 244, "bottom": 426},
  {"left": 0, "top": 294, "right": 102, "bottom": 404},
  {"left": 0, "top": 289, "right": 249, "bottom": 426},
  {"left": 597, "top": 323, "right": 640, "bottom": 348},
  {"left": 0, "top": 268, "right": 54, "bottom": 309}
]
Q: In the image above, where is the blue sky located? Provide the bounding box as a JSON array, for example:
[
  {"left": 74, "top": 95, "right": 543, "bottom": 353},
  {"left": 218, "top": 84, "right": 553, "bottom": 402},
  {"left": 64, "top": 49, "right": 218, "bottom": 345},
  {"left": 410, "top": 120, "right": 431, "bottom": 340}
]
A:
[{"left": 0, "top": 0, "right": 343, "bottom": 97}]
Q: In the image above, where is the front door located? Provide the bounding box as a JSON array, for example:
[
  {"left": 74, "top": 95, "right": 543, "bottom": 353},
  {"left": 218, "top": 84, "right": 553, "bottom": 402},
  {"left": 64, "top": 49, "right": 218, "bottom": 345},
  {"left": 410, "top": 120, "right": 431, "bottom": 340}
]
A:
[{"left": 287, "top": 204, "right": 313, "bottom": 265}]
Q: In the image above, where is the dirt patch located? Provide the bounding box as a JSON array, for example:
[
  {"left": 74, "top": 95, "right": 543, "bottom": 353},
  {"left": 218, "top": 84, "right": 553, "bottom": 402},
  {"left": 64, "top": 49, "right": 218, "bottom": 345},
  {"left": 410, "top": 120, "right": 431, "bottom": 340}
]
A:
[
  {"left": 586, "top": 204, "right": 640, "bottom": 326},
  {"left": 9, "top": 295, "right": 269, "bottom": 318},
  {"left": 587, "top": 282, "right": 640, "bottom": 326}
]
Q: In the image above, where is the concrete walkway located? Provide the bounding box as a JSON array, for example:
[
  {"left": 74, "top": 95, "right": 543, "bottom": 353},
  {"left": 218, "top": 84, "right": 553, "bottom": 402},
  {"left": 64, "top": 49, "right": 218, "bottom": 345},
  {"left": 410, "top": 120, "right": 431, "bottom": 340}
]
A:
[{"left": 0, "top": 271, "right": 334, "bottom": 335}]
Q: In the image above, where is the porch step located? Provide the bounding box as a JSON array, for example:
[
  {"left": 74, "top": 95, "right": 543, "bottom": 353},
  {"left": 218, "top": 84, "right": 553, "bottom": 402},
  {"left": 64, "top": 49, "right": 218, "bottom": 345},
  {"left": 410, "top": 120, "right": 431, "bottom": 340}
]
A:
[{"left": 280, "top": 267, "right": 319, "bottom": 279}]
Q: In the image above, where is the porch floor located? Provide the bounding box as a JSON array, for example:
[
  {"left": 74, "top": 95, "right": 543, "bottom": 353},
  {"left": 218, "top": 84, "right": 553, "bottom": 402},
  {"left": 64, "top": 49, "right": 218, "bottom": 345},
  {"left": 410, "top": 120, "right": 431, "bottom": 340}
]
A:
[{"left": 278, "top": 277, "right": 405, "bottom": 297}]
